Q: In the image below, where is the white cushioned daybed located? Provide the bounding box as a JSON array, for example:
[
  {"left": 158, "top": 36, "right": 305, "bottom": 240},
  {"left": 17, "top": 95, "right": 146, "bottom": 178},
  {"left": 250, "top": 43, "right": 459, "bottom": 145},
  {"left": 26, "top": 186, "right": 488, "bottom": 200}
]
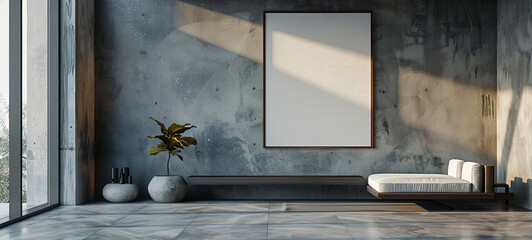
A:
[{"left": 367, "top": 159, "right": 513, "bottom": 209}]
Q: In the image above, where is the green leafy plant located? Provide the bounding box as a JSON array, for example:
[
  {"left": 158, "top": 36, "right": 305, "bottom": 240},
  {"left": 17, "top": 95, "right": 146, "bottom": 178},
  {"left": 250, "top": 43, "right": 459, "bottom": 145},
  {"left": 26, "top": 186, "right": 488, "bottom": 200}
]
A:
[{"left": 147, "top": 117, "right": 197, "bottom": 176}]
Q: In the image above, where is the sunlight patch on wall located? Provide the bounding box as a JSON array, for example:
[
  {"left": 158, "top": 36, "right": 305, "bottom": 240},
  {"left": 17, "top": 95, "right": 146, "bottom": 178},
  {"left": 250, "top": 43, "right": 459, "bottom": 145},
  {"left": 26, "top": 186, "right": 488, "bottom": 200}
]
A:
[
  {"left": 176, "top": 1, "right": 262, "bottom": 63},
  {"left": 272, "top": 31, "right": 371, "bottom": 109},
  {"left": 503, "top": 87, "right": 532, "bottom": 183},
  {"left": 497, "top": 87, "right": 513, "bottom": 170},
  {"left": 398, "top": 67, "right": 497, "bottom": 158}
]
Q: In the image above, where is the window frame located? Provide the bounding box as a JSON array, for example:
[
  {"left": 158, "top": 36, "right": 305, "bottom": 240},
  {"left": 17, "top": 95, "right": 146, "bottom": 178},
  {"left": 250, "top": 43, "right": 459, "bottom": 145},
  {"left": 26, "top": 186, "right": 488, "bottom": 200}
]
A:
[{"left": 2, "top": 0, "right": 59, "bottom": 227}]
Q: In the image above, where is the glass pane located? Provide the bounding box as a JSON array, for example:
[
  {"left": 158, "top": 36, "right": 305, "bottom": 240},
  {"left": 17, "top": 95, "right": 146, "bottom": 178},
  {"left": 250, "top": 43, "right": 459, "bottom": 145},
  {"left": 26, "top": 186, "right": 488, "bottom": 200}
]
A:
[
  {"left": 22, "top": 0, "right": 48, "bottom": 211},
  {"left": 0, "top": 0, "right": 10, "bottom": 221}
]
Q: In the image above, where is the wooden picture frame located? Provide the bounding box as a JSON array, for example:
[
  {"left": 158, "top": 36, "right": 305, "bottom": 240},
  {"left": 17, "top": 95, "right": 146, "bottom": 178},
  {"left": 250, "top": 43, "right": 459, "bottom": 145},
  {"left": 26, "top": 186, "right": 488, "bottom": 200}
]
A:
[{"left": 263, "top": 11, "right": 373, "bottom": 148}]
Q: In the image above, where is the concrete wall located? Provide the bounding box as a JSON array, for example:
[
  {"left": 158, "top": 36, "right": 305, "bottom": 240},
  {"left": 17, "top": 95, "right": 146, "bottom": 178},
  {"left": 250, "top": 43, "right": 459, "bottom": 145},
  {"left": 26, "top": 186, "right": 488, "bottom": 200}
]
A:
[
  {"left": 60, "top": 0, "right": 95, "bottom": 205},
  {"left": 94, "top": 0, "right": 497, "bottom": 199},
  {"left": 497, "top": 0, "right": 532, "bottom": 210}
]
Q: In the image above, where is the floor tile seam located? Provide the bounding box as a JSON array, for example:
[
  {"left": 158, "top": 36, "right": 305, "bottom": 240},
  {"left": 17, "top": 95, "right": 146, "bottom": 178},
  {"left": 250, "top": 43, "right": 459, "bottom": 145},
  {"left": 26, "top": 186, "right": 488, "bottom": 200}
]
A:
[
  {"left": 80, "top": 204, "right": 148, "bottom": 239},
  {"left": 73, "top": 227, "right": 108, "bottom": 240},
  {"left": 80, "top": 203, "right": 208, "bottom": 240},
  {"left": 129, "top": 203, "right": 152, "bottom": 214},
  {"left": 173, "top": 200, "right": 211, "bottom": 240},
  {"left": 334, "top": 212, "right": 357, "bottom": 240},
  {"left": 80, "top": 213, "right": 133, "bottom": 239},
  {"left": 265, "top": 201, "right": 271, "bottom": 240},
  {"left": 105, "top": 203, "right": 148, "bottom": 227},
  {"left": 66, "top": 204, "right": 148, "bottom": 216}
]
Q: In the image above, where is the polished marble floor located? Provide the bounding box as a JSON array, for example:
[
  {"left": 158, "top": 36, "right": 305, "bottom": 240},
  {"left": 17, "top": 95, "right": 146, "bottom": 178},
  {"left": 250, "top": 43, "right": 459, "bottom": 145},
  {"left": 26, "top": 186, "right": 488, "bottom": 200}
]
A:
[{"left": 0, "top": 200, "right": 530, "bottom": 239}]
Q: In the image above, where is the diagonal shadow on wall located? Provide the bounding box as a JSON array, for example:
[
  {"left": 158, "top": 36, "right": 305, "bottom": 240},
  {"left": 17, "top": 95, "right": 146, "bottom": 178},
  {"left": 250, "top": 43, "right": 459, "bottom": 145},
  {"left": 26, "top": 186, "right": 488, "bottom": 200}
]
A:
[{"left": 94, "top": 0, "right": 500, "bottom": 200}]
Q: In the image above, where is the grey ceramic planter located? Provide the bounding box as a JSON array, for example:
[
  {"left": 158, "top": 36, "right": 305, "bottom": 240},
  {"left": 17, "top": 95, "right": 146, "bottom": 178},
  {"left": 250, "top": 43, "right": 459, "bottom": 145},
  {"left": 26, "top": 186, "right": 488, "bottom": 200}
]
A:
[
  {"left": 147, "top": 175, "right": 187, "bottom": 202},
  {"left": 102, "top": 183, "right": 138, "bottom": 202}
]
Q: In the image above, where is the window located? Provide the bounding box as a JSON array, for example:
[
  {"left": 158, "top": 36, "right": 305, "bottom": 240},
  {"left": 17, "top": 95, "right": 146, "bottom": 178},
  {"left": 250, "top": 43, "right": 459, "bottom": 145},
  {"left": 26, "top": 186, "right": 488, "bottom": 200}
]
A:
[
  {"left": 0, "top": 0, "right": 58, "bottom": 226},
  {"left": 0, "top": 0, "right": 10, "bottom": 222},
  {"left": 22, "top": 0, "right": 50, "bottom": 212}
]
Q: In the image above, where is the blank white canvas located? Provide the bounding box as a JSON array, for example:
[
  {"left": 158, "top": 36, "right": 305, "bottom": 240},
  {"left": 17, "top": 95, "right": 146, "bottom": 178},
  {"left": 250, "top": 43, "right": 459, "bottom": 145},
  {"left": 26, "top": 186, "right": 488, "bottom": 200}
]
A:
[{"left": 265, "top": 12, "right": 372, "bottom": 147}]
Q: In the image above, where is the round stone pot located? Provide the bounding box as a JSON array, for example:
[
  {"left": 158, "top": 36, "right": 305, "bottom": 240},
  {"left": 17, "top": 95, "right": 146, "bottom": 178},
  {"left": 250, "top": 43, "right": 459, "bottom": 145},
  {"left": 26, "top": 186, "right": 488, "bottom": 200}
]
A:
[
  {"left": 102, "top": 183, "right": 139, "bottom": 202},
  {"left": 148, "top": 175, "right": 187, "bottom": 202}
]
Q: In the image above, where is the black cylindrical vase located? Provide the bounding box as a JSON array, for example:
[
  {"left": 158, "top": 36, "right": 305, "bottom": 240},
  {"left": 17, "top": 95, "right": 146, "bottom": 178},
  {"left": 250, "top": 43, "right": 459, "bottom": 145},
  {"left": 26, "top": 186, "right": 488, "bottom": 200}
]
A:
[
  {"left": 111, "top": 168, "right": 119, "bottom": 183},
  {"left": 121, "top": 167, "right": 130, "bottom": 184}
]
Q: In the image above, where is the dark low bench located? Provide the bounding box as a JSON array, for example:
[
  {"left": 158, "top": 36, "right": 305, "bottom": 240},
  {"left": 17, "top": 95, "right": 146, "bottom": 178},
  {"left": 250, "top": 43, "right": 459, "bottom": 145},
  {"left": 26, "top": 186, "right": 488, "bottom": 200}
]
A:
[
  {"left": 186, "top": 176, "right": 365, "bottom": 185},
  {"left": 185, "top": 176, "right": 365, "bottom": 200}
]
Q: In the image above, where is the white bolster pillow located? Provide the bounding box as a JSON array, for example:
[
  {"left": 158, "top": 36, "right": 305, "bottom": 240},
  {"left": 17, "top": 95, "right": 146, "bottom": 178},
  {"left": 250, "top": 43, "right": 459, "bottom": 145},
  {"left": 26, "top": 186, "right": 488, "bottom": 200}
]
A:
[
  {"left": 461, "top": 162, "right": 481, "bottom": 192},
  {"left": 447, "top": 159, "right": 464, "bottom": 178}
]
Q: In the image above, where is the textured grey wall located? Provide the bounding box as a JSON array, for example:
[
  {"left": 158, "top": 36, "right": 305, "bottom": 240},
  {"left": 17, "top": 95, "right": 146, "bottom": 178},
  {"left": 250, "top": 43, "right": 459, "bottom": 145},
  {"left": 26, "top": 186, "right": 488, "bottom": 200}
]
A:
[
  {"left": 497, "top": 0, "right": 532, "bottom": 210},
  {"left": 60, "top": 0, "right": 95, "bottom": 205},
  {"left": 94, "top": 0, "right": 497, "bottom": 199}
]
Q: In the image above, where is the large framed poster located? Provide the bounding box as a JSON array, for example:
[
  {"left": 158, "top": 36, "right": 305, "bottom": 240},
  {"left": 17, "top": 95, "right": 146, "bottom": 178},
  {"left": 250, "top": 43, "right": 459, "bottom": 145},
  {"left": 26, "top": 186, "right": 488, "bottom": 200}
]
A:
[{"left": 264, "top": 12, "right": 373, "bottom": 148}]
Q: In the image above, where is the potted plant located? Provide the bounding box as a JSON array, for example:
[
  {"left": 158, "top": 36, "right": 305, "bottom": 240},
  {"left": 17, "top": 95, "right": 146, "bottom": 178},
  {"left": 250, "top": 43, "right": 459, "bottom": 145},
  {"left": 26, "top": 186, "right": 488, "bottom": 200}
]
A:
[{"left": 147, "top": 117, "right": 197, "bottom": 202}]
